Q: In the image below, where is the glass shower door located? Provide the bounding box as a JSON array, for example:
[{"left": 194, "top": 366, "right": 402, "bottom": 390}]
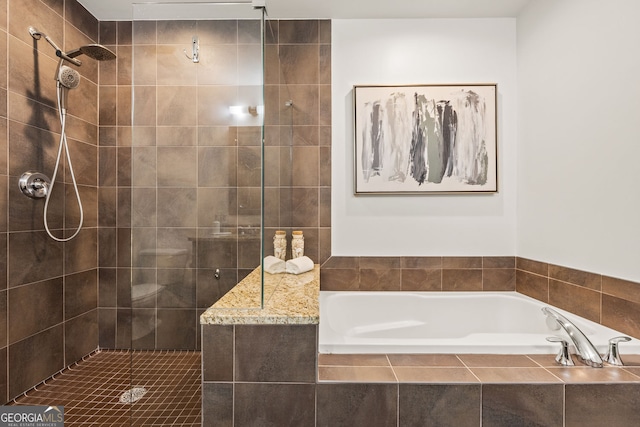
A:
[{"left": 130, "top": 2, "right": 265, "bottom": 424}]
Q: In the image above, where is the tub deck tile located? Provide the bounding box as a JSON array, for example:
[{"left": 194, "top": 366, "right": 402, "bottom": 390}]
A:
[
  {"left": 548, "top": 367, "right": 640, "bottom": 383},
  {"left": 393, "top": 367, "right": 479, "bottom": 383},
  {"left": 458, "top": 354, "right": 539, "bottom": 368},
  {"left": 317, "top": 353, "right": 640, "bottom": 384},
  {"left": 470, "top": 367, "right": 562, "bottom": 383},
  {"left": 318, "top": 353, "right": 390, "bottom": 367},
  {"left": 387, "top": 354, "right": 464, "bottom": 367},
  {"left": 318, "top": 366, "right": 397, "bottom": 383}
]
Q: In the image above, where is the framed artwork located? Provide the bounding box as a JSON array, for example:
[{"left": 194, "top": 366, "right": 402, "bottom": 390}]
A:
[{"left": 354, "top": 84, "right": 498, "bottom": 194}]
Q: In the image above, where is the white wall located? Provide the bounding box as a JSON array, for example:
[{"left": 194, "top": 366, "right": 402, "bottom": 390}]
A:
[
  {"left": 517, "top": 0, "right": 640, "bottom": 281},
  {"left": 332, "top": 19, "right": 518, "bottom": 256}
]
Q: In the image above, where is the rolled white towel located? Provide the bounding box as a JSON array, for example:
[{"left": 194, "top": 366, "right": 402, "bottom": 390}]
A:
[
  {"left": 285, "top": 256, "right": 314, "bottom": 275},
  {"left": 263, "top": 256, "right": 286, "bottom": 274}
]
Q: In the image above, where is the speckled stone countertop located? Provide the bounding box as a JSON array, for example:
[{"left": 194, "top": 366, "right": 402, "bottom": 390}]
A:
[{"left": 200, "top": 265, "right": 319, "bottom": 325}]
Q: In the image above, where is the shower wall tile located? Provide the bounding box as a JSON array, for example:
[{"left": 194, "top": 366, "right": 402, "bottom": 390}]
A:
[
  {"left": 319, "top": 44, "right": 331, "bottom": 85},
  {"left": 0, "top": 234, "right": 6, "bottom": 290},
  {"left": 156, "top": 188, "right": 197, "bottom": 227},
  {"left": 64, "top": 22, "right": 99, "bottom": 84},
  {"left": 100, "top": 21, "right": 116, "bottom": 45},
  {"left": 8, "top": 325, "right": 63, "bottom": 400},
  {"left": 65, "top": 269, "right": 98, "bottom": 319},
  {"left": 65, "top": 228, "right": 97, "bottom": 273},
  {"left": 99, "top": 146, "right": 116, "bottom": 186},
  {"left": 8, "top": 0, "right": 63, "bottom": 49},
  {"left": 197, "top": 45, "right": 238, "bottom": 86},
  {"left": 279, "top": 44, "right": 319, "bottom": 84},
  {"left": 197, "top": 20, "right": 237, "bottom": 45},
  {"left": 291, "top": 188, "right": 319, "bottom": 228},
  {"left": 292, "top": 146, "right": 319, "bottom": 187},
  {"left": 8, "top": 277, "right": 62, "bottom": 343},
  {"left": 99, "top": 86, "right": 117, "bottom": 125},
  {"left": 9, "top": 35, "right": 59, "bottom": 108},
  {"left": 8, "top": 231, "right": 63, "bottom": 287},
  {"left": 157, "top": 147, "right": 197, "bottom": 187},
  {"left": 98, "top": 308, "right": 115, "bottom": 348},
  {"left": 98, "top": 229, "right": 116, "bottom": 267},
  {"left": 133, "top": 45, "right": 157, "bottom": 85},
  {"left": 133, "top": 21, "right": 156, "bottom": 45},
  {"left": 157, "top": 20, "right": 196, "bottom": 44},
  {"left": 0, "top": 1, "right": 6, "bottom": 31},
  {"left": 278, "top": 20, "right": 319, "bottom": 44},
  {"left": 98, "top": 268, "right": 116, "bottom": 306},
  {"left": 65, "top": 0, "right": 98, "bottom": 42},
  {"left": 156, "top": 309, "right": 196, "bottom": 349},
  {"left": 117, "top": 21, "right": 132, "bottom": 45},
  {"left": 64, "top": 309, "right": 98, "bottom": 363},
  {"left": 116, "top": 45, "right": 132, "bottom": 85}
]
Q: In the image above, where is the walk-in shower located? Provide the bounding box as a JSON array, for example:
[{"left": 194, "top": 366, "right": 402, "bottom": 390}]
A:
[
  {"left": 19, "top": 27, "right": 115, "bottom": 242},
  {"left": 9, "top": 1, "right": 284, "bottom": 425}
]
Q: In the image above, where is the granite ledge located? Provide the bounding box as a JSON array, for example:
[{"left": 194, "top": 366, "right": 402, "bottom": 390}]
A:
[{"left": 200, "top": 265, "right": 319, "bottom": 325}]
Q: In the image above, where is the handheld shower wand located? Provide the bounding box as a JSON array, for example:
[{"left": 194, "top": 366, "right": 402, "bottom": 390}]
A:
[{"left": 27, "top": 27, "right": 116, "bottom": 241}]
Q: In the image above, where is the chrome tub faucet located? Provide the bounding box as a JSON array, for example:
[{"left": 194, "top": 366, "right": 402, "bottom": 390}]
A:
[{"left": 542, "top": 307, "right": 603, "bottom": 368}]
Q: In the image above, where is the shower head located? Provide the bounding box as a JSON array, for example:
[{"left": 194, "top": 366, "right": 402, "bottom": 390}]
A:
[
  {"left": 58, "top": 66, "right": 80, "bottom": 89},
  {"left": 66, "top": 44, "right": 117, "bottom": 62},
  {"left": 29, "top": 26, "right": 117, "bottom": 67}
]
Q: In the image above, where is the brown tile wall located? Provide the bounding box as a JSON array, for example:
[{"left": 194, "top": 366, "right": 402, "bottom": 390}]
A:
[
  {"left": 97, "top": 19, "right": 331, "bottom": 351},
  {"left": 321, "top": 256, "right": 640, "bottom": 339},
  {"left": 516, "top": 257, "right": 640, "bottom": 339},
  {"left": 263, "top": 20, "right": 332, "bottom": 264},
  {"left": 202, "top": 324, "right": 640, "bottom": 426},
  {"left": 1, "top": 0, "right": 100, "bottom": 402},
  {"left": 320, "top": 256, "right": 516, "bottom": 292}
]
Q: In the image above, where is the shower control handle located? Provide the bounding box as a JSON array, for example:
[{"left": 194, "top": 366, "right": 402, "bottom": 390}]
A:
[
  {"left": 546, "top": 336, "right": 575, "bottom": 366},
  {"left": 19, "top": 171, "right": 51, "bottom": 199}
]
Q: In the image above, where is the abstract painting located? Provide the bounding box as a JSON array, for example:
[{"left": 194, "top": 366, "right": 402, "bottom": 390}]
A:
[{"left": 354, "top": 84, "right": 497, "bottom": 194}]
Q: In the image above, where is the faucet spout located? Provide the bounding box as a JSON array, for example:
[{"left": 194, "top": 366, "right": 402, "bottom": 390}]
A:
[{"left": 542, "top": 307, "right": 603, "bottom": 367}]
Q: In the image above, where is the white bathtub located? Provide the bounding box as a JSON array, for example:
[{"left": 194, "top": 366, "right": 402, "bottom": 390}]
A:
[{"left": 319, "top": 291, "right": 640, "bottom": 354}]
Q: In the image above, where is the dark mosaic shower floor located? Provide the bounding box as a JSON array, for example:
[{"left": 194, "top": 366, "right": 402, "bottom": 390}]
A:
[{"left": 10, "top": 349, "right": 201, "bottom": 426}]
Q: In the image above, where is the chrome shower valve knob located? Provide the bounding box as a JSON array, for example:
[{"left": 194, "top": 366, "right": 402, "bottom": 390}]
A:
[{"left": 19, "top": 171, "right": 51, "bottom": 199}]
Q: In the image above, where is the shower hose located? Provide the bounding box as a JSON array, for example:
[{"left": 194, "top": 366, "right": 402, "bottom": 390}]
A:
[{"left": 43, "top": 82, "right": 84, "bottom": 242}]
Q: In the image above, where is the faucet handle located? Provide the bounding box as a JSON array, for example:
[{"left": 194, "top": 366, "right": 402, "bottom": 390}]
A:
[
  {"left": 603, "top": 336, "right": 632, "bottom": 366},
  {"left": 546, "top": 336, "right": 575, "bottom": 366}
]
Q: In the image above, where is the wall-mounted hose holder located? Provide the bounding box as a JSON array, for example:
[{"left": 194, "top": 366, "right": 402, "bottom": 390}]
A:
[{"left": 19, "top": 171, "right": 51, "bottom": 199}]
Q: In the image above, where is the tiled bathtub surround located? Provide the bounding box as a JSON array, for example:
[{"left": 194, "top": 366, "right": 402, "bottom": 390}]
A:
[
  {"left": 516, "top": 257, "right": 640, "bottom": 339},
  {"left": 320, "top": 256, "right": 640, "bottom": 340},
  {"left": 320, "top": 256, "right": 516, "bottom": 292}
]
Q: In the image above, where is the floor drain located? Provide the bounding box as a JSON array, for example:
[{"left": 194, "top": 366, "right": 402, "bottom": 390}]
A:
[{"left": 119, "top": 387, "right": 147, "bottom": 403}]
